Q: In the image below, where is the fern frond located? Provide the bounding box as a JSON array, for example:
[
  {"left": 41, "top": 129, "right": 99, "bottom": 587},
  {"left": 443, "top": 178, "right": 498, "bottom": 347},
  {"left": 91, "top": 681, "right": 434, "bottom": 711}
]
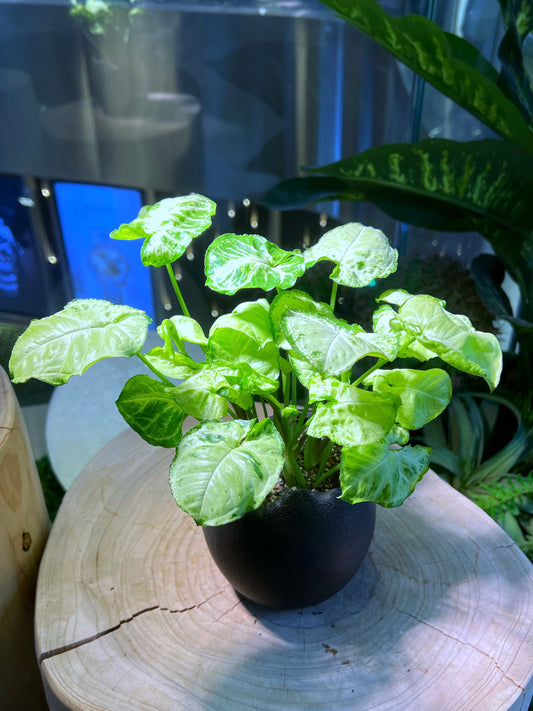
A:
[{"left": 470, "top": 473, "right": 533, "bottom": 518}]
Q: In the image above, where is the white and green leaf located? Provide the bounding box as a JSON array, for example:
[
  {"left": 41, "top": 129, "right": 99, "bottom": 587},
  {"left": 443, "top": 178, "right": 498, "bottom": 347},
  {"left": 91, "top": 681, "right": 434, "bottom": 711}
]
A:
[
  {"left": 110, "top": 194, "right": 216, "bottom": 268},
  {"left": 115, "top": 374, "right": 185, "bottom": 448},
  {"left": 391, "top": 294, "right": 503, "bottom": 390},
  {"left": 269, "top": 290, "right": 332, "bottom": 349},
  {"left": 207, "top": 328, "right": 279, "bottom": 381},
  {"left": 304, "top": 222, "right": 398, "bottom": 287},
  {"left": 205, "top": 233, "right": 305, "bottom": 294},
  {"left": 307, "top": 380, "right": 399, "bottom": 447},
  {"left": 169, "top": 418, "right": 284, "bottom": 525},
  {"left": 340, "top": 441, "right": 431, "bottom": 507},
  {"left": 9, "top": 299, "right": 150, "bottom": 386},
  {"left": 143, "top": 347, "right": 200, "bottom": 380},
  {"left": 171, "top": 369, "right": 230, "bottom": 421},
  {"left": 279, "top": 307, "right": 397, "bottom": 382},
  {"left": 366, "top": 368, "right": 453, "bottom": 429},
  {"left": 158, "top": 315, "right": 208, "bottom": 349},
  {"left": 210, "top": 299, "right": 273, "bottom": 348}
]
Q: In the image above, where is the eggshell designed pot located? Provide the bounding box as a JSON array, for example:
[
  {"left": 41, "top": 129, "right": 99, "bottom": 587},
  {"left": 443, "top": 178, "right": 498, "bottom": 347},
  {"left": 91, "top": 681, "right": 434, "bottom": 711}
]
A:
[{"left": 203, "top": 488, "right": 376, "bottom": 609}]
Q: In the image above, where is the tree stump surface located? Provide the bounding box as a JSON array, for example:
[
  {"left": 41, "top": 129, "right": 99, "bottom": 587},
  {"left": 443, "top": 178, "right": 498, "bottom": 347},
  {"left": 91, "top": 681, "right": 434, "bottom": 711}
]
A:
[
  {"left": 36, "top": 427, "right": 533, "bottom": 711},
  {"left": 0, "top": 366, "right": 50, "bottom": 710}
]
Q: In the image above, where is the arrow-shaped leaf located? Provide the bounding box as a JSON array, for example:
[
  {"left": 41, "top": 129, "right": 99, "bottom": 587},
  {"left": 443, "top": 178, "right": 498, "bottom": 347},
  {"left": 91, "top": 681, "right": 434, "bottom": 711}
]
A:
[
  {"left": 205, "top": 233, "right": 305, "bottom": 294},
  {"left": 111, "top": 194, "right": 216, "bottom": 268},
  {"left": 9, "top": 299, "right": 150, "bottom": 385},
  {"left": 169, "top": 418, "right": 284, "bottom": 525},
  {"left": 340, "top": 441, "right": 431, "bottom": 507},
  {"left": 304, "top": 222, "right": 398, "bottom": 287},
  {"left": 116, "top": 374, "right": 185, "bottom": 448}
]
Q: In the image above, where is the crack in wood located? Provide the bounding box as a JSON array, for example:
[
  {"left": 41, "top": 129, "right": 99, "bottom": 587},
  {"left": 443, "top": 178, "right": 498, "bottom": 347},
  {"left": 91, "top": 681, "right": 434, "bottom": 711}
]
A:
[
  {"left": 39, "top": 589, "right": 228, "bottom": 663},
  {"left": 39, "top": 605, "right": 160, "bottom": 663},
  {"left": 399, "top": 608, "right": 526, "bottom": 693}
]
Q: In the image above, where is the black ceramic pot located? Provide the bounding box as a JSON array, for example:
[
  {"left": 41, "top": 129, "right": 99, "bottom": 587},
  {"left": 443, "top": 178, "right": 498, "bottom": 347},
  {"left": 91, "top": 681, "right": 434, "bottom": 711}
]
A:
[{"left": 203, "top": 488, "right": 376, "bottom": 609}]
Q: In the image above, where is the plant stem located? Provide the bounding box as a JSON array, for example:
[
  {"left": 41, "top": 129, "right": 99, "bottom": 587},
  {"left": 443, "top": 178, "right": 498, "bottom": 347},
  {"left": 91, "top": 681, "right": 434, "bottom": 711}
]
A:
[
  {"left": 135, "top": 352, "right": 175, "bottom": 387},
  {"left": 353, "top": 357, "right": 388, "bottom": 387},
  {"left": 314, "top": 462, "right": 340, "bottom": 489},
  {"left": 330, "top": 281, "right": 339, "bottom": 311},
  {"left": 166, "top": 263, "right": 190, "bottom": 317}
]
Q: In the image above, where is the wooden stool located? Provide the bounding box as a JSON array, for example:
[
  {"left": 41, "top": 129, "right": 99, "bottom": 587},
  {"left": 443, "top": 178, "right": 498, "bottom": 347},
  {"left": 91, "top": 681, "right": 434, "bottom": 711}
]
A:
[
  {"left": 36, "top": 428, "right": 533, "bottom": 710},
  {"left": 0, "top": 366, "right": 50, "bottom": 710}
]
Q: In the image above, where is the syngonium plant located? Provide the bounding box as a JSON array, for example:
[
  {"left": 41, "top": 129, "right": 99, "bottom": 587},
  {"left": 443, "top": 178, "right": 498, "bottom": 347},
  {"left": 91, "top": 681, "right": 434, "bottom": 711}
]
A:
[{"left": 9, "top": 194, "right": 502, "bottom": 526}]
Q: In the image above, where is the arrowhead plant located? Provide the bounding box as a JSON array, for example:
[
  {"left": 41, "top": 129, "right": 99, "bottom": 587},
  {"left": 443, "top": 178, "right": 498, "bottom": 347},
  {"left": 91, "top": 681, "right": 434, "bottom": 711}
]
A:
[{"left": 9, "top": 194, "right": 502, "bottom": 525}]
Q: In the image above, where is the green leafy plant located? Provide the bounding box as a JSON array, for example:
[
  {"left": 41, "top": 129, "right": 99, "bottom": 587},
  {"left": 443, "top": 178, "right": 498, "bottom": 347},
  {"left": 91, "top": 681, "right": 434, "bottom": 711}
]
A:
[
  {"left": 419, "top": 391, "right": 533, "bottom": 558},
  {"left": 263, "top": 0, "right": 533, "bottom": 424},
  {"left": 9, "top": 195, "right": 502, "bottom": 526},
  {"left": 70, "top": 0, "right": 142, "bottom": 39}
]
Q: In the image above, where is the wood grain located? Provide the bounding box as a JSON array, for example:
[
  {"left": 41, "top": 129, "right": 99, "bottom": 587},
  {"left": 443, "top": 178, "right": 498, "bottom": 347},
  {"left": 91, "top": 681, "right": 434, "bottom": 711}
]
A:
[
  {"left": 36, "top": 427, "right": 533, "bottom": 711},
  {"left": 0, "top": 366, "right": 50, "bottom": 710}
]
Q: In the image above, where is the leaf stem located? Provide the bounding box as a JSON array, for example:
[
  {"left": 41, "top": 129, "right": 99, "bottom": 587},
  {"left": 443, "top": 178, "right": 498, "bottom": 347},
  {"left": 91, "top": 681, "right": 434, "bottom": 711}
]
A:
[
  {"left": 136, "top": 352, "right": 175, "bottom": 387},
  {"left": 166, "top": 263, "right": 190, "bottom": 317},
  {"left": 330, "top": 281, "right": 339, "bottom": 311},
  {"left": 353, "top": 357, "right": 388, "bottom": 387},
  {"left": 314, "top": 462, "right": 340, "bottom": 488}
]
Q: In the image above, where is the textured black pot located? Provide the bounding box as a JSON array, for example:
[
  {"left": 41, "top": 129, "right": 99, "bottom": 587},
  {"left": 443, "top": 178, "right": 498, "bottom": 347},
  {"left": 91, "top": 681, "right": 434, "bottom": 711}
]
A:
[{"left": 203, "top": 488, "right": 376, "bottom": 609}]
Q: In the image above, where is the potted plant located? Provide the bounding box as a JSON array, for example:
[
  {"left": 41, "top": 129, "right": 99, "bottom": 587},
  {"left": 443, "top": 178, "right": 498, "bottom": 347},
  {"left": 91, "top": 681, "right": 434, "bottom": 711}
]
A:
[{"left": 9, "top": 193, "right": 502, "bottom": 608}]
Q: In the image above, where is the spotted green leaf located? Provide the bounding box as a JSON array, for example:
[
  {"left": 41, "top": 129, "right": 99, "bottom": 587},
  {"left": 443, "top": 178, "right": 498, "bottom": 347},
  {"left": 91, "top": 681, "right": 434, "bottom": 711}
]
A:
[
  {"left": 110, "top": 194, "right": 216, "bottom": 267},
  {"left": 208, "top": 299, "right": 279, "bottom": 381},
  {"left": 281, "top": 308, "right": 397, "bottom": 383},
  {"left": 9, "top": 299, "right": 150, "bottom": 386},
  {"left": 205, "top": 233, "right": 305, "bottom": 294},
  {"left": 319, "top": 0, "right": 533, "bottom": 150},
  {"left": 169, "top": 418, "right": 284, "bottom": 525},
  {"left": 304, "top": 222, "right": 398, "bottom": 287}
]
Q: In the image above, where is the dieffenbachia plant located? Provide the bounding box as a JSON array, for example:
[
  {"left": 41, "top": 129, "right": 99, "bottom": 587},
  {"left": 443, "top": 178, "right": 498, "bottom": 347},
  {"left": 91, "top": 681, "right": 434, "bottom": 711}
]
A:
[
  {"left": 263, "top": 0, "right": 533, "bottom": 425},
  {"left": 9, "top": 194, "right": 502, "bottom": 525}
]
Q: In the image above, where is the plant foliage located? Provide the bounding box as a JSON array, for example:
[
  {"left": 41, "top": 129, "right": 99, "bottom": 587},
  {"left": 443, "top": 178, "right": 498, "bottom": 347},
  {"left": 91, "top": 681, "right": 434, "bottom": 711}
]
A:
[{"left": 9, "top": 196, "right": 502, "bottom": 526}]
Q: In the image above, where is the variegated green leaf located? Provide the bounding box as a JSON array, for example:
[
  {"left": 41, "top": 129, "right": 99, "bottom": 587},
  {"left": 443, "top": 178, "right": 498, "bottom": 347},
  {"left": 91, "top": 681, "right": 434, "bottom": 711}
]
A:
[
  {"left": 269, "top": 290, "right": 332, "bottom": 349},
  {"left": 208, "top": 328, "right": 279, "bottom": 381},
  {"left": 340, "top": 442, "right": 431, "bottom": 507},
  {"left": 281, "top": 308, "right": 397, "bottom": 380},
  {"left": 9, "top": 299, "right": 150, "bottom": 385},
  {"left": 205, "top": 233, "right": 305, "bottom": 294},
  {"left": 169, "top": 418, "right": 284, "bottom": 525},
  {"left": 372, "top": 304, "right": 435, "bottom": 361},
  {"left": 204, "top": 361, "right": 278, "bottom": 408},
  {"left": 143, "top": 347, "right": 199, "bottom": 380},
  {"left": 116, "top": 374, "right": 185, "bottom": 448},
  {"left": 307, "top": 380, "right": 399, "bottom": 447},
  {"left": 208, "top": 299, "right": 279, "bottom": 381},
  {"left": 366, "top": 368, "right": 452, "bottom": 429},
  {"left": 171, "top": 369, "right": 229, "bottom": 421},
  {"left": 304, "top": 222, "right": 398, "bottom": 287},
  {"left": 158, "top": 315, "right": 208, "bottom": 349},
  {"left": 391, "top": 294, "right": 503, "bottom": 390},
  {"left": 499, "top": 0, "right": 533, "bottom": 41},
  {"left": 264, "top": 139, "right": 533, "bottom": 295},
  {"left": 210, "top": 299, "right": 274, "bottom": 348},
  {"left": 319, "top": 0, "right": 533, "bottom": 150},
  {"left": 110, "top": 194, "right": 216, "bottom": 267}
]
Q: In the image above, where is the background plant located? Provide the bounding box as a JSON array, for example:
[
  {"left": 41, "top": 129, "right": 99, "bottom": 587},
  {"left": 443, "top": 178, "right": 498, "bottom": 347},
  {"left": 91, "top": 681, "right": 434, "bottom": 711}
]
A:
[{"left": 264, "top": 0, "right": 533, "bottom": 428}]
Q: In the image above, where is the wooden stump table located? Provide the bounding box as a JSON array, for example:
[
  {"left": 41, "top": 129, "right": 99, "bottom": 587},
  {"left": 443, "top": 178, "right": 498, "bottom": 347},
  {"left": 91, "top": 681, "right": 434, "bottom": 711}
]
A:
[{"left": 35, "top": 429, "right": 533, "bottom": 710}]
